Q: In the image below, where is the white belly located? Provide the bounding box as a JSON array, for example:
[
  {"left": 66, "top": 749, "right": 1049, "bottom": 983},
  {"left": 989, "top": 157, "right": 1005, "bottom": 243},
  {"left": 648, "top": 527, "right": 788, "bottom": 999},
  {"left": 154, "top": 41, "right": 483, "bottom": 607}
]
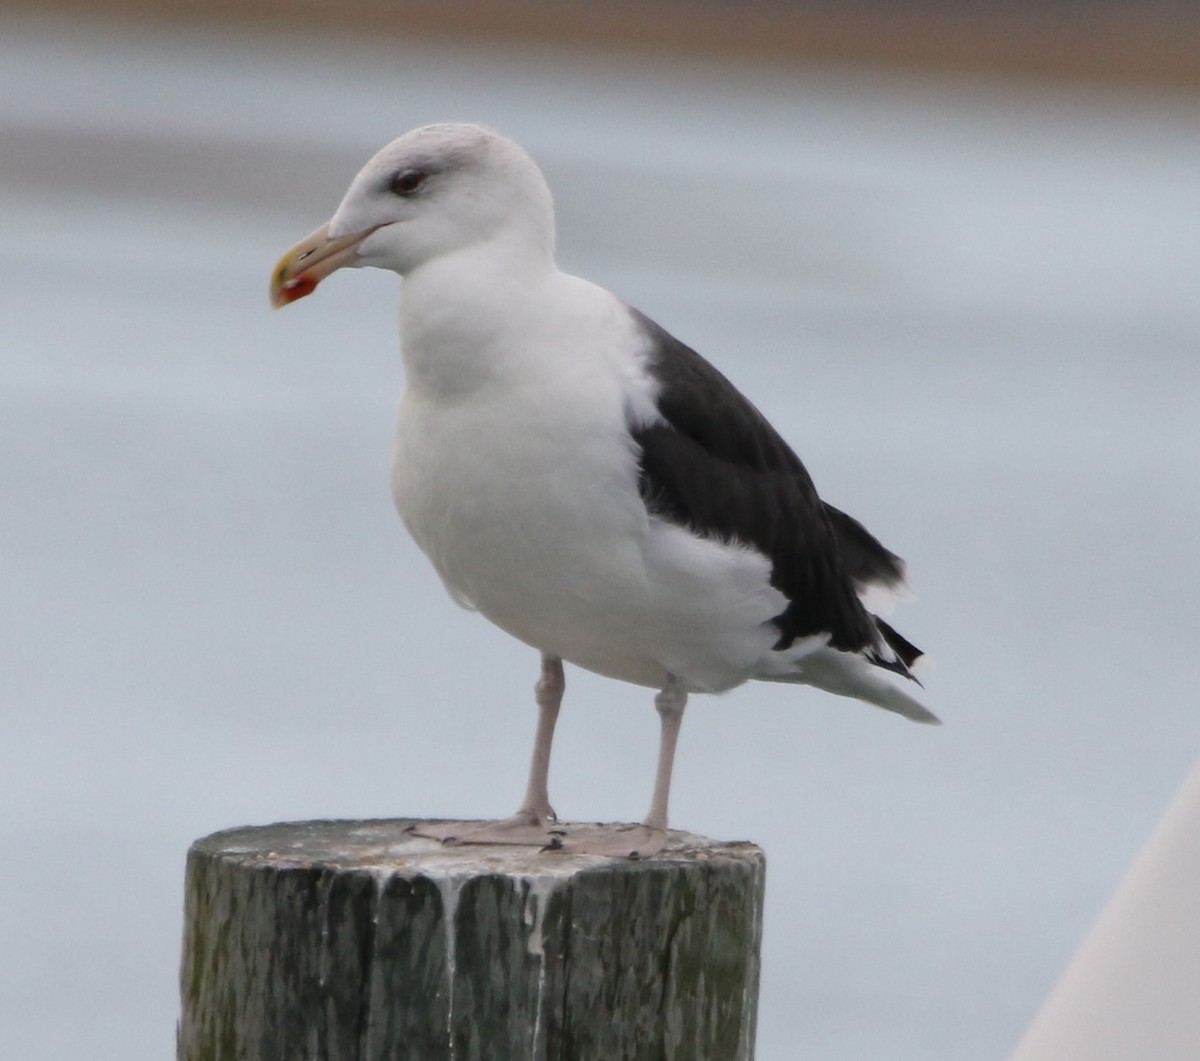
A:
[{"left": 390, "top": 375, "right": 786, "bottom": 692}]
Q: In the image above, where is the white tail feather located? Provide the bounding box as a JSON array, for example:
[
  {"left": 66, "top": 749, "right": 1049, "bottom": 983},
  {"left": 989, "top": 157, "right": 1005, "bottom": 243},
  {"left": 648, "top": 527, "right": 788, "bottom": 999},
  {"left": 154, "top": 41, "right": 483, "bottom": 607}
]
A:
[{"left": 763, "top": 646, "right": 940, "bottom": 724}]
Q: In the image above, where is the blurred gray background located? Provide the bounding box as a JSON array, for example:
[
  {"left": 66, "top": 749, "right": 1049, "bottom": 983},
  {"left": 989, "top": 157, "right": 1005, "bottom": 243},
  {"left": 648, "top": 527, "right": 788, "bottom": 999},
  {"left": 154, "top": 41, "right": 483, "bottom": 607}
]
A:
[{"left": 2, "top": 5, "right": 1198, "bottom": 1059}]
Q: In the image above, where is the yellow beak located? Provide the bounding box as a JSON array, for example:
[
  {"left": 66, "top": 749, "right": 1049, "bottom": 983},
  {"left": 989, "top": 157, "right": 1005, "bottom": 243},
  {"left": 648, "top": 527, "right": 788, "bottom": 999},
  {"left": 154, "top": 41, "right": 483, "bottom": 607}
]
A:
[{"left": 269, "top": 222, "right": 380, "bottom": 308}]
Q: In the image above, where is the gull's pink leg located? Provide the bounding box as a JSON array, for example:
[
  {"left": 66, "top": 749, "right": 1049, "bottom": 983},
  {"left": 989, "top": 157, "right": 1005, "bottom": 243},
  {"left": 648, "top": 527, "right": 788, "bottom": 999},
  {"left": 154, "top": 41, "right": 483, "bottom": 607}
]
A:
[
  {"left": 514, "top": 655, "right": 564, "bottom": 825},
  {"left": 643, "top": 676, "right": 687, "bottom": 833},
  {"left": 548, "top": 676, "right": 686, "bottom": 859},
  {"left": 412, "top": 655, "right": 564, "bottom": 846},
  {"left": 415, "top": 668, "right": 688, "bottom": 859}
]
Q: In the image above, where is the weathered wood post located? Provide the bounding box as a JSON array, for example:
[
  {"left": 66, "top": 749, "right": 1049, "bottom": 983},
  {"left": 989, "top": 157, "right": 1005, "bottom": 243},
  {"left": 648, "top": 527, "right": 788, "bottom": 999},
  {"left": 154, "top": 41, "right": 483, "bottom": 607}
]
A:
[{"left": 178, "top": 818, "right": 765, "bottom": 1060}]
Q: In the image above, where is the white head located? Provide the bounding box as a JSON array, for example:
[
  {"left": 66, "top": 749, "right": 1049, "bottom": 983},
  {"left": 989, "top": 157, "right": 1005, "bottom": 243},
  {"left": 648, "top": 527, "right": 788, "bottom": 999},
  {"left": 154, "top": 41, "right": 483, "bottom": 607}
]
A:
[{"left": 270, "top": 124, "right": 555, "bottom": 306}]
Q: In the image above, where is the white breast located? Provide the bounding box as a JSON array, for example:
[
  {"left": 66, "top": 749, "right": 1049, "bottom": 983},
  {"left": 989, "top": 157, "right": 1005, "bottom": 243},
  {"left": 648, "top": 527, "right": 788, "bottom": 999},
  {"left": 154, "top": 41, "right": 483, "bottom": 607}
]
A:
[{"left": 390, "top": 266, "right": 785, "bottom": 691}]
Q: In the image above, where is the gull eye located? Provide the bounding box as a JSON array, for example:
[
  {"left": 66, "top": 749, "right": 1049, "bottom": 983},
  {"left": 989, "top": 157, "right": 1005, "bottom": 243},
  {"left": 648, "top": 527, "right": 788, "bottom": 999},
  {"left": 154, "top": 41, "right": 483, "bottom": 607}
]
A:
[{"left": 391, "top": 169, "right": 428, "bottom": 196}]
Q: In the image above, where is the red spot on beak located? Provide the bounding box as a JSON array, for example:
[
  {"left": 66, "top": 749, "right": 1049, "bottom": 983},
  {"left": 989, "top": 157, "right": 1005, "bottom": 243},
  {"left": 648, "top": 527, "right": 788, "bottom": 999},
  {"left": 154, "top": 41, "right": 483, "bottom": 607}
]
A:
[{"left": 278, "top": 275, "right": 318, "bottom": 304}]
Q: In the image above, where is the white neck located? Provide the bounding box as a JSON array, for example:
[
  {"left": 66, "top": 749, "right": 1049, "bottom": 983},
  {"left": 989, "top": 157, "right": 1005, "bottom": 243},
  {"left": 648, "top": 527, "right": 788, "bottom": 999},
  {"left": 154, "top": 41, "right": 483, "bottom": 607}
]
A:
[{"left": 398, "top": 241, "right": 559, "bottom": 401}]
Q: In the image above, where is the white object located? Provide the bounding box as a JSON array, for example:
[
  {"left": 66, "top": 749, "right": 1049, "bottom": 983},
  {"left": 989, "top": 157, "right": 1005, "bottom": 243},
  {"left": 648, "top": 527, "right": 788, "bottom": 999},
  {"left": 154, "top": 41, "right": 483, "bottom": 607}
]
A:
[{"left": 1012, "top": 755, "right": 1200, "bottom": 1060}]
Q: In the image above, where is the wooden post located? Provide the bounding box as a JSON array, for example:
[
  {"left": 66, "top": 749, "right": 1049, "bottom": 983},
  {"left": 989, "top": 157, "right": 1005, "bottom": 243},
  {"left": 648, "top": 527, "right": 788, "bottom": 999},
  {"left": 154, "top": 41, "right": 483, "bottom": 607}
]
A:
[{"left": 177, "top": 818, "right": 765, "bottom": 1061}]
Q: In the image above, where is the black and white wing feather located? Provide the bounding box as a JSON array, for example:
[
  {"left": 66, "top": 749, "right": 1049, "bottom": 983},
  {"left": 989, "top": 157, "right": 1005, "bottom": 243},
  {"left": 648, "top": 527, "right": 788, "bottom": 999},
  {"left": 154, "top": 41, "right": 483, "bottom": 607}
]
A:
[{"left": 628, "top": 309, "right": 922, "bottom": 680}]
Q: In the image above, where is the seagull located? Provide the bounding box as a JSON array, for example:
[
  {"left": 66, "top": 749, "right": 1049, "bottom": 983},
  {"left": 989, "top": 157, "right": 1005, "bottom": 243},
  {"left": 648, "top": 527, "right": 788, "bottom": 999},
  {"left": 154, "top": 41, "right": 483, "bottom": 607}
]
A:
[{"left": 270, "top": 123, "right": 938, "bottom": 858}]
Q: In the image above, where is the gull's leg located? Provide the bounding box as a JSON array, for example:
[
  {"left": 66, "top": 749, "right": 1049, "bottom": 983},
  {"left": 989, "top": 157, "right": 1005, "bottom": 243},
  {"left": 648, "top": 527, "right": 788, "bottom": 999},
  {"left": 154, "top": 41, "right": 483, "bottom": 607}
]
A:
[
  {"left": 643, "top": 675, "right": 687, "bottom": 833},
  {"left": 411, "top": 655, "right": 564, "bottom": 846},
  {"left": 513, "top": 655, "right": 564, "bottom": 825},
  {"left": 550, "top": 675, "right": 686, "bottom": 859}
]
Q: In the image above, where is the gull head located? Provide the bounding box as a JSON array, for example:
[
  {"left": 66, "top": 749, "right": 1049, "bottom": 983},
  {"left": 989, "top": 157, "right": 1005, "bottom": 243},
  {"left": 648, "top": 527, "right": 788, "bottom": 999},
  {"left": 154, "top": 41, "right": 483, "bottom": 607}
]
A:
[{"left": 270, "top": 123, "right": 555, "bottom": 307}]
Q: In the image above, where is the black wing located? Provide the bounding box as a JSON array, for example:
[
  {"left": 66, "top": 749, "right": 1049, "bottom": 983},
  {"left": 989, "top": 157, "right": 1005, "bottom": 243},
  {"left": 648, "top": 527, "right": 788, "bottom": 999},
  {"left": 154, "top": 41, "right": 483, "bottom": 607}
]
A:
[
  {"left": 821, "top": 503, "right": 906, "bottom": 594},
  {"left": 628, "top": 309, "right": 919, "bottom": 670}
]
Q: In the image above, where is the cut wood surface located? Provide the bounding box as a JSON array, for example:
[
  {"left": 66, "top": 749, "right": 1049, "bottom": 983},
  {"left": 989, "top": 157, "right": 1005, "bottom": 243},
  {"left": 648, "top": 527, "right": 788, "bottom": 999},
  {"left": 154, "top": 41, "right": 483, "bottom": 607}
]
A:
[{"left": 178, "top": 818, "right": 766, "bottom": 1060}]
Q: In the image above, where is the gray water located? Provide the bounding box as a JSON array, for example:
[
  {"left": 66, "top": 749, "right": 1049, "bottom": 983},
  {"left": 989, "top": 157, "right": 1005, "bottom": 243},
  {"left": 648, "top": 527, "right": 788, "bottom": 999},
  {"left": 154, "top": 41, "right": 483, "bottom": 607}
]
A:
[{"left": 2, "top": 15, "right": 1198, "bottom": 1060}]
